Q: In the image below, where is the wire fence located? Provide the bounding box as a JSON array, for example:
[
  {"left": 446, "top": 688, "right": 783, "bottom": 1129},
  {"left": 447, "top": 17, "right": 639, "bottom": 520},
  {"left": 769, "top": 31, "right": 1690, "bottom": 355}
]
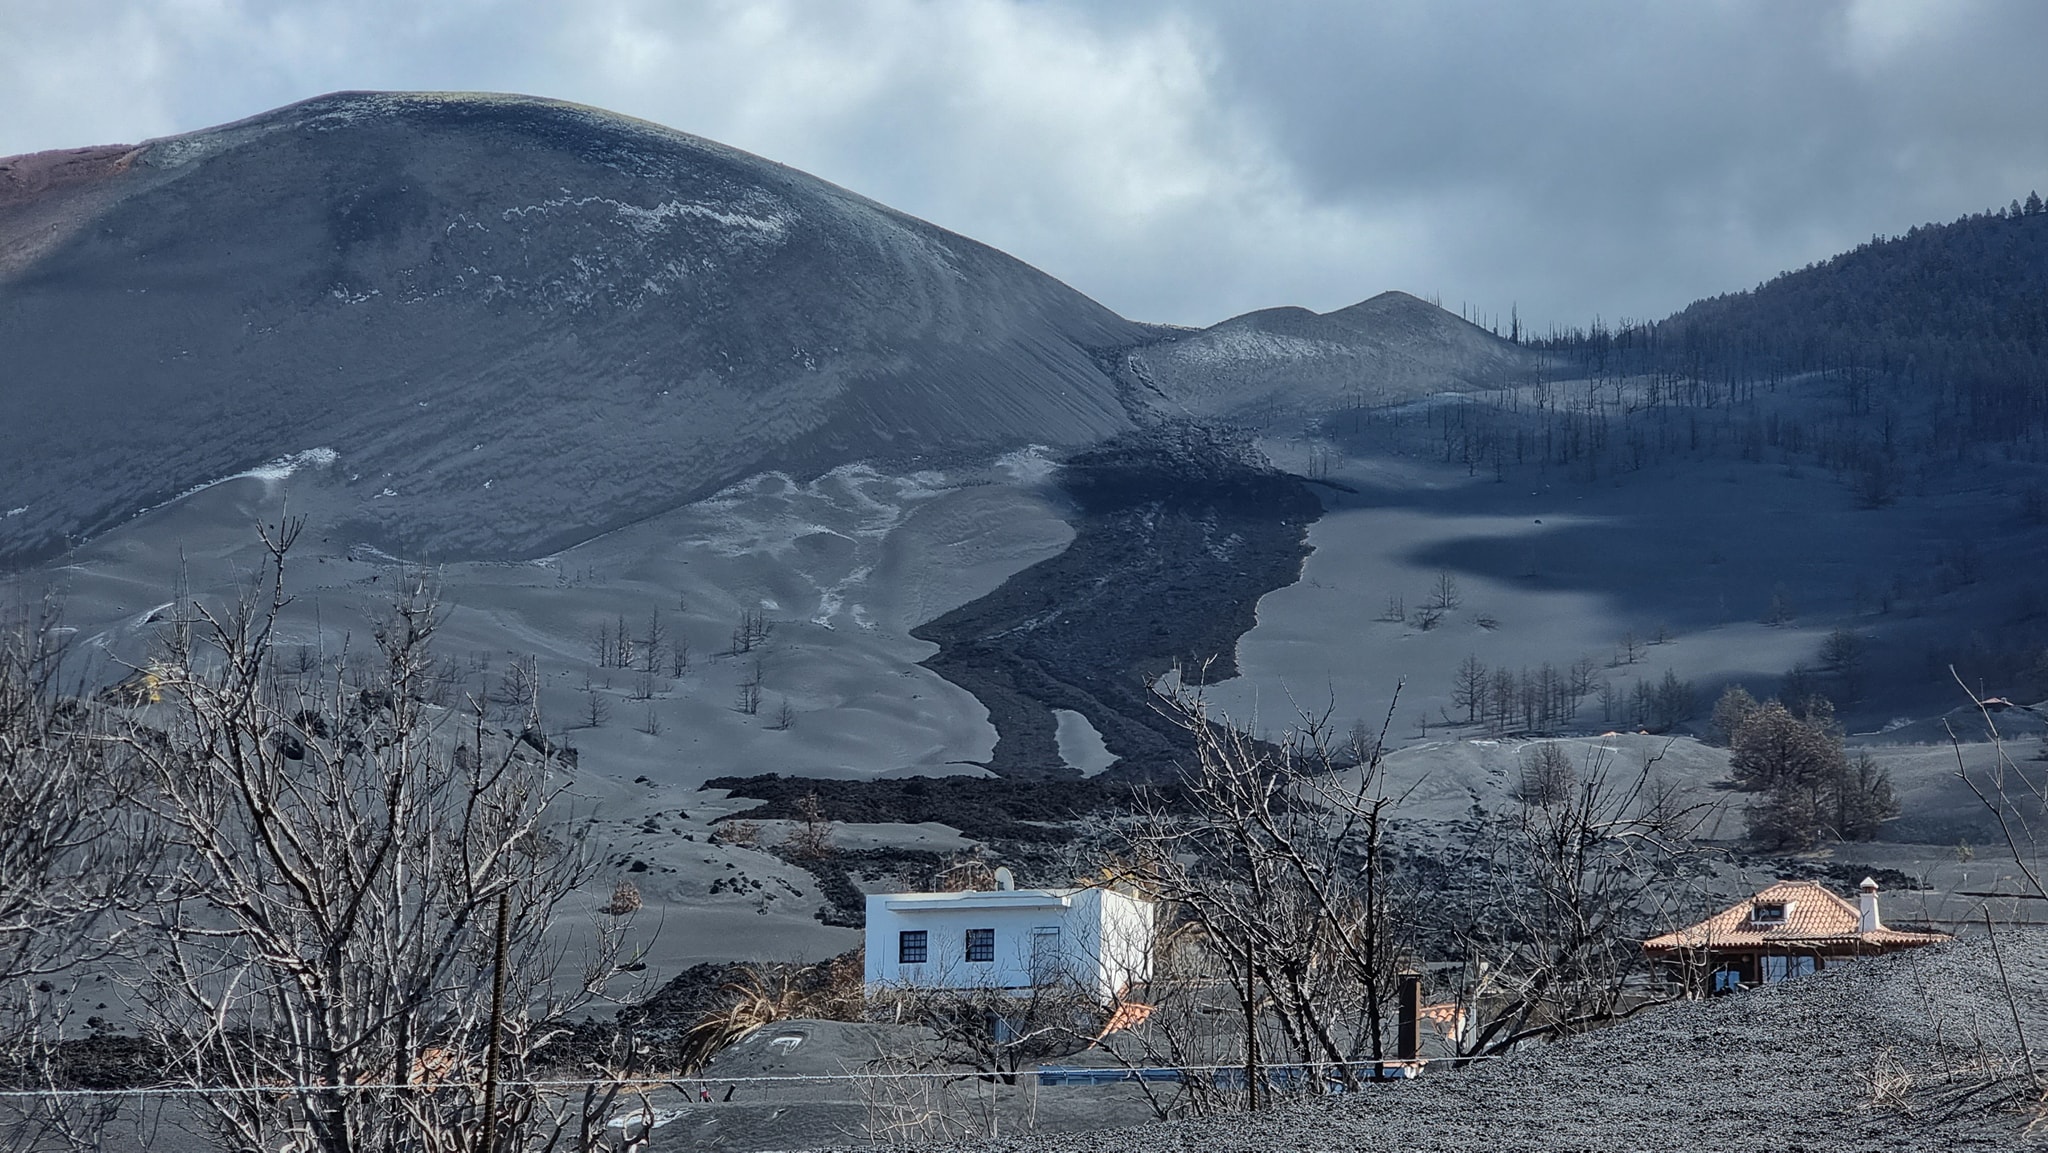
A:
[{"left": 0, "top": 1055, "right": 1503, "bottom": 1101}]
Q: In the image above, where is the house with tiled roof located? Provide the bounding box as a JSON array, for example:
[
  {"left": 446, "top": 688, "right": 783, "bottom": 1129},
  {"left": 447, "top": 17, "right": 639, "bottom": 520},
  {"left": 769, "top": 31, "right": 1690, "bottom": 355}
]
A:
[{"left": 1642, "top": 878, "right": 1949, "bottom": 993}]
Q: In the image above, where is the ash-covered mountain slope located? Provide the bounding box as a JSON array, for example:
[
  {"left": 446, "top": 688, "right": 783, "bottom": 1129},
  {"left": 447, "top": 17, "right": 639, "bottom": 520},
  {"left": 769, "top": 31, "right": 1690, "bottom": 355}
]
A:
[
  {"left": 1125, "top": 290, "right": 1549, "bottom": 429},
  {"left": 0, "top": 92, "right": 1151, "bottom": 564}
]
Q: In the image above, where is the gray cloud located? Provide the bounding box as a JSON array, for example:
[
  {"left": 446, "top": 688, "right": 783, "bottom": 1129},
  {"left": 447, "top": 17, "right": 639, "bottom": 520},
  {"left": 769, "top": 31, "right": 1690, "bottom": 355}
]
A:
[{"left": 2, "top": 0, "right": 2043, "bottom": 330}]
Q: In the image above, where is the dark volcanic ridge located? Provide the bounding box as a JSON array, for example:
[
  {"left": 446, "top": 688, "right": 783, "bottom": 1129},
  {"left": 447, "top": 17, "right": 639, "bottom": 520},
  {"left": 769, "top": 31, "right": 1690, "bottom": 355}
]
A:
[{"left": 0, "top": 91, "right": 1152, "bottom": 566}]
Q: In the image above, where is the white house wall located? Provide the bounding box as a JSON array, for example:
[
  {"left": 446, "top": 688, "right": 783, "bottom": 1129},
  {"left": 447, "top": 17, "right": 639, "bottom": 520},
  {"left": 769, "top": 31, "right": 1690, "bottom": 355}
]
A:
[
  {"left": 1088, "top": 888, "right": 1156, "bottom": 999},
  {"left": 863, "top": 888, "right": 1156, "bottom": 1001}
]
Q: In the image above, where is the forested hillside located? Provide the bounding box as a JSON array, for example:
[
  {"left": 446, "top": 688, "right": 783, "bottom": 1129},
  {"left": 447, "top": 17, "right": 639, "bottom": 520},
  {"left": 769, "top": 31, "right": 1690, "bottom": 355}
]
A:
[{"left": 1538, "top": 195, "right": 2048, "bottom": 447}]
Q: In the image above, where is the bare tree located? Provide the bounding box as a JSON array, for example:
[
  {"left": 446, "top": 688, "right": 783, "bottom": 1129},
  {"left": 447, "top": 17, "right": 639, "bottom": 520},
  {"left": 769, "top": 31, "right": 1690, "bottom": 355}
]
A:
[
  {"left": 118, "top": 520, "right": 638, "bottom": 1153},
  {"left": 735, "top": 659, "right": 764, "bottom": 716},
  {"left": 1515, "top": 742, "right": 1577, "bottom": 806},
  {"left": 1426, "top": 570, "right": 1462, "bottom": 613},
  {"left": 1451, "top": 655, "right": 1488, "bottom": 725},
  {"left": 613, "top": 613, "right": 634, "bottom": 674},
  {"left": 0, "top": 595, "right": 158, "bottom": 1151},
  {"left": 1134, "top": 674, "right": 1409, "bottom": 1091},
  {"left": 1452, "top": 740, "right": 1709, "bottom": 1055},
  {"left": 497, "top": 652, "right": 541, "bottom": 727},
  {"left": 1489, "top": 668, "right": 1519, "bottom": 734},
  {"left": 728, "top": 610, "right": 771, "bottom": 657},
  {"left": 1618, "top": 629, "right": 1644, "bottom": 665},
  {"left": 1085, "top": 921, "right": 1252, "bottom": 1119},
  {"left": 581, "top": 673, "right": 612, "bottom": 729},
  {"left": 641, "top": 608, "right": 666, "bottom": 678},
  {"left": 1566, "top": 655, "right": 1602, "bottom": 715}
]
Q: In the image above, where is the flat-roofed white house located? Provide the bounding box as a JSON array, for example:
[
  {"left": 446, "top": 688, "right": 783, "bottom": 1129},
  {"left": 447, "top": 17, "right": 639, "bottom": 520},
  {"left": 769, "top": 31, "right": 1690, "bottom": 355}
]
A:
[{"left": 863, "top": 873, "right": 1155, "bottom": 1003}]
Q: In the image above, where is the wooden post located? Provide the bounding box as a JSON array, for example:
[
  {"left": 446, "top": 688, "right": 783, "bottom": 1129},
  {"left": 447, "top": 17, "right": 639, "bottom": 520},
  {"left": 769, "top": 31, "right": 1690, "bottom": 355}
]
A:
[
  {"left": 479, "top": 892, "right": 511, "bottom": 1153},
  {"left": 1397, "top": 972, "right": 1422, "bottom": 1063},
  {"left": 1243, "top": 944, "right": 1260, "bottom": 1111}
]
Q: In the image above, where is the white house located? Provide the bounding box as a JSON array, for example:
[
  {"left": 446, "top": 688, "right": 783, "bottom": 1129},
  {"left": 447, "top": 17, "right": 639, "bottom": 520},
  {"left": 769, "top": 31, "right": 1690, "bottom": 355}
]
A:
[{"left": 863, "top": 872, "right": 1155, "bottom": 1003}]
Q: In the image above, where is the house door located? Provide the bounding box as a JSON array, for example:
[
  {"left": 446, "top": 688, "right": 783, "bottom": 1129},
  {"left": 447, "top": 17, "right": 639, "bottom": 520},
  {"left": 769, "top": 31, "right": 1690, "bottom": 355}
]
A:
[{"left": 1030, "top": 926, "right": 1063, "bottom": 985}]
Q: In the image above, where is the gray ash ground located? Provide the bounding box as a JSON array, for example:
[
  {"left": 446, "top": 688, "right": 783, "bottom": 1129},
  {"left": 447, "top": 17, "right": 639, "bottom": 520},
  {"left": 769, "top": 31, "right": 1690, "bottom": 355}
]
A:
[
  {"left": 930, "top": 930, "right": 2048, "bottom": 1153},
  {"left": 913, "top": 425, "right": 1323, "bottom": 778}
]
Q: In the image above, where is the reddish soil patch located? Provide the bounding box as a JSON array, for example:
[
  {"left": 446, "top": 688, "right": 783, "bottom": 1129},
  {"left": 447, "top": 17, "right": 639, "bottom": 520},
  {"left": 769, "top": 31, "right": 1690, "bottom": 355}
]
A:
[{"left": 0, "top": 144, "right": 138, "bottom": 212}]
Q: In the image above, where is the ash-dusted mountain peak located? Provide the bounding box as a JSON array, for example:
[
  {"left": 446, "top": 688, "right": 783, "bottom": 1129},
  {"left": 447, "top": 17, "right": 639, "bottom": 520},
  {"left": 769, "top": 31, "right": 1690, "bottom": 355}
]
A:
[
  {"left": 1129, "top": 289, "right": 1548, "bottom": 427},
  {"left": 0, "top": 91, "right": 1148, "bottom": 563}
]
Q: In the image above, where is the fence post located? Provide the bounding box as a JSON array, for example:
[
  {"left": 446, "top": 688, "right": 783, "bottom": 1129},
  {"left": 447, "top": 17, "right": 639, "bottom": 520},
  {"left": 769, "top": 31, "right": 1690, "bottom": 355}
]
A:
[{"left": 1397, "top": 972, "right": 1422, "bottom": 1064}]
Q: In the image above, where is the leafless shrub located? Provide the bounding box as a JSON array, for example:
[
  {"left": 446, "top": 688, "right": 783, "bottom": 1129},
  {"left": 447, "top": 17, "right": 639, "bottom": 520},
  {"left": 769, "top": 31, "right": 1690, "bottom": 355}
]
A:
[
  {"left": 677, "top": 958, "right": 864, "bottom": 1075},
  {"left": 711, "top": 820, "right": 762, "bottom": 848},
  {"left": 1868, "top": 1046, "right": 1914, "bottom": 1114},
  {"left": 603, "top": 880, "right": 644, "bottom": 916},
  {"left": 870, "top": 975, "right": 1102, "bottom": 1083},
  {"left": 787, "top": 792, "right": 834, "bottom": 860}
]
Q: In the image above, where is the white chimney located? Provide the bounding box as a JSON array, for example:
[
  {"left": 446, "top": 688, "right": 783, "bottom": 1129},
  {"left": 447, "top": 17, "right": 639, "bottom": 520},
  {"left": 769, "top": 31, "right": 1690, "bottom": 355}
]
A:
[
  {"left": 1858, "top": 877, "right": 1883, "bottom": 933},
  {"left": 994, "top": 866, "right": 1015, "bottom": 891}
]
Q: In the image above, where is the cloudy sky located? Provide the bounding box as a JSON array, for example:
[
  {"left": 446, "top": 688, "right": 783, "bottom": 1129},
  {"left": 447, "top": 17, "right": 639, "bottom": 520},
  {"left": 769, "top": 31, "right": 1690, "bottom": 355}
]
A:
[{"left": 4, "top": 0, "right": 2044, "bottom": 330}]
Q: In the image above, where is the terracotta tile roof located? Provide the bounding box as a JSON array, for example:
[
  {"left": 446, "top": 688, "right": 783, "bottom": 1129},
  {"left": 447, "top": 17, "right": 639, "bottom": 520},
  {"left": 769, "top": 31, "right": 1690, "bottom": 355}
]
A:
[
  {"left": 1642, "top": 880, "right": 1950, "bottom": 952},
  {"left": 1093, "top": 1000, "right": 1156, "bottom": 1040}
]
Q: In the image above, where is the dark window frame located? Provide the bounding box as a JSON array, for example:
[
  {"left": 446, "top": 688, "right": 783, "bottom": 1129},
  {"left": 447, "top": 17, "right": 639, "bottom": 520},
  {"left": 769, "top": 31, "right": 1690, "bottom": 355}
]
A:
[
  {"left": 899, "top": 930, "right": 929, "bottom": 964},
  {"left": 965, "top": 927, "right": 996, "bottom": 963}
]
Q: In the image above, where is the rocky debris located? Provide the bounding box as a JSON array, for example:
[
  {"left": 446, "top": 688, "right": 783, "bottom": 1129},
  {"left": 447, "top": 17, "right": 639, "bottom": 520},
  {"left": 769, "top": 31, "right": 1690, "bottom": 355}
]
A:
[{"left": 705, "top": 773, "right": 1167, "bottom": 841}]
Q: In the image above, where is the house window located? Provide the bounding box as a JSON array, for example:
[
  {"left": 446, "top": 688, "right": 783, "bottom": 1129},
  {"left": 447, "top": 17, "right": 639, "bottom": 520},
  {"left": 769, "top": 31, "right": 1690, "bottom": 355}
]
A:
[
  {"left": 1760, "top": 955, "right": 1816, "bottom": 983},
  {"left": 1750, "top": 902, "right": 1787, "bottom": 925},
  {"left": 898, "top": 930, "right": 928, "bottom": 965},
  {"left": 965, "top": 928, "right": 996, "bottom": 963}
]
